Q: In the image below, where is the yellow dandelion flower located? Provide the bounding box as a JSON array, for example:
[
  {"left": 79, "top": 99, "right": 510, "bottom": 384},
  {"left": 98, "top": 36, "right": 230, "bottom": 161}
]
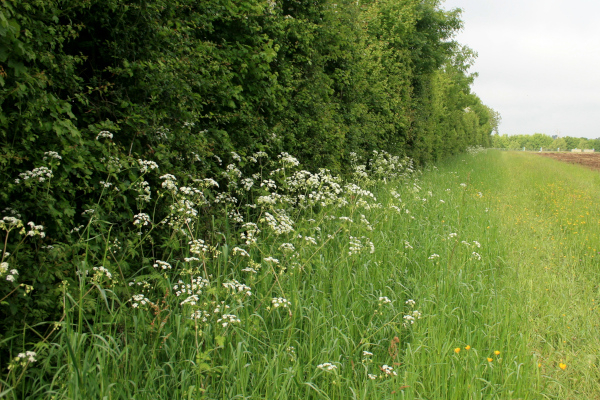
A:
[
  {"left": 494, "top": 350, "right": 500, "bottom": 356},
  {"left": 487, "top": 357, "right": 493, "bottom": 362},
  {"left": 454, "top": 347, "right": 461, "bottom": 354},
  {"left": 465, "top": 345, "right": 471, "bottom": 351},
  {"left": 559, "top": 363, "right": 567, "bottom": 370}
]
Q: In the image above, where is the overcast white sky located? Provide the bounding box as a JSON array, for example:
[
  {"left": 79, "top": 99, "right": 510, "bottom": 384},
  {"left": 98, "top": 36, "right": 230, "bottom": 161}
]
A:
[{"left": 441, "top": 0, "right": 600, "bottom": 139}]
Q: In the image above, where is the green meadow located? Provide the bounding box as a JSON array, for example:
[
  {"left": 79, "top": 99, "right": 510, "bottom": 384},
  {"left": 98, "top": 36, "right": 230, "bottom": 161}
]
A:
[{"left": 2, "top": 149, "right": 599, "bottom": 399}]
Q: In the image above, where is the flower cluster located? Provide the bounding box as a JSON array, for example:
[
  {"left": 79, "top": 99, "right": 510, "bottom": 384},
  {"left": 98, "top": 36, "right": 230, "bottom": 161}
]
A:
[
  {"left": 138, "top": 159, "right": 159, "bottom": 173},
  {"left": 131, "top": 294, "right": 152, "bottom": 308},
  {"left": 381, "top": 364, "right": 397, "bottom": 376},
  {"left": 191, "top": 309, "right": 210, "bottom": 322},
  {"left": 16, "top": 167, "right": 53, "bottom": 183},
  {"left": 1, "top": 262, "right": 18, "bottom": 282},
  {"left": 272, "top": 297, "right": 291, "bottom": 308},
  {"left": 232, "top": 247, "right": 250, "bottom": 257},
  {"left": 378, "top": 296, "right": 392, "bottom": 305},
  {"left": 160, "top": 174, "right": 178, "bottom": 191},
  {"left": 260, "top": 211, "right": 295, "bottom": 235},
  {"left": 317, "top": 362, "right": 337, "bottom": 371},
  {"left": 349, "top": 236, "right": 375, "bottom": 256},
  {"left": 217, "top": 314, "right": 241, "bottom": 327},
  {"left": 133, "top": 213, "right": 151, "bottom": 226},
  {"left": 403, "top": 310, "right": 422, "bottom": 326},
  {"left": 241, "top": 223, "right": 261, "bottom": 245},
  {"left": 173, "top": 277, "right": 210, "bottom": 297},
  {"left": 153, "top": 260, "right": 172, "bottom": 270},
  {"left": 96, "top": 130, "right": 113, "bottom": 140},
  {"left": 223, "top": 280, "right": 252, "bottom": 297},
  {"left": 25, "top": 222, "right": 45, "bottom": 238},
  {"left": 8, "top": 351, "right": 37, "bottom": 370},
  {"left": 91, "top": 266, "right": 114, "bottom": 283},
  {"left": 134, "top": 181, "right": 152, "bottom": 203},
  {"left": 43, "top": 151, "right": 62, "bottom": 161},
  {"left": 189, "top": 239, "right": 209, "bottom": 254}
]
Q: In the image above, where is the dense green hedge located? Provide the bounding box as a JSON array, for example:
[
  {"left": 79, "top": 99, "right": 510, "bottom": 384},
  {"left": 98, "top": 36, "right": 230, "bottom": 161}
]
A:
[{"left": 0, "top": 0, "right": 496, "bottom": 349}]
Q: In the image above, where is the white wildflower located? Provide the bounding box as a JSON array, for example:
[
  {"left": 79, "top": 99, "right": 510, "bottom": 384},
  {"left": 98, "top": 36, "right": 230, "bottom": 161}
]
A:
[
  {"left": 232, "top": 247, "right": 250, "bottom": 257},
  {"left": 189, "top": 239, "right": 209, "bottom": 254},
  {"left": 43, "top": 151, "right": 62, "bottom": 161},
  {"left": 17, "top": 167, "right": 53, "bottom": 183},
  {"left": 317, "top": 362, "right": 337, "bottom": 371},
  {"left": 160, "top": 174, "right": 178, "bottom": 191},
  {"left": 272, "top": 297, "right": 291, "bottom": 308},
  {"left": 138, "top": 159, "right": 159, "bottom": 173},
  {"left": 26, "top": 222, "right": 45, "bottom": 238},
  {"left": 153, "top": 260, "right": 172, "bottom": 270},
  {"left": 96, "top": 130, "right": 113, "bottom": 140},
  {"left": 217, "top": 314, "right": 241, "bottom": 327},
  {"left": 133, "top": 213, "right": 151, "bottom": 226},
  {"left": 223, "top": 280, "right": 252, "bottom": 296},
  {"left": 381, "top": 364, "right": 397, "bottom": 376}
]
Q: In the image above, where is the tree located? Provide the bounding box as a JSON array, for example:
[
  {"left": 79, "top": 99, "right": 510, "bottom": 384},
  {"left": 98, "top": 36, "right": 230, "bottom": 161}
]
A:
[
  {"left": 508, "top": 140, "right": 522, "bottom": 150},
  {"left": 577, "top": 138, "right": 590, "bottom": 149},
  {"left": 550, "top": 138, "right": 568, "bottom": 151}
]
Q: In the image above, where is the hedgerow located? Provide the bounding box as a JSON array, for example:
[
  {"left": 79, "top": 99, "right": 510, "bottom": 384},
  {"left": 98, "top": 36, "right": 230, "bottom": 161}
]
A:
[{"left": 0, "top": 0, "right": 497, "bottom": 383}]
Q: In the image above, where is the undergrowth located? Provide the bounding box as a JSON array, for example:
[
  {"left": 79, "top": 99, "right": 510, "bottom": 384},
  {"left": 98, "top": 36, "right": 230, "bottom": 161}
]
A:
[{"left": 2, "top": 147, "right": 598, "bottom": 399}]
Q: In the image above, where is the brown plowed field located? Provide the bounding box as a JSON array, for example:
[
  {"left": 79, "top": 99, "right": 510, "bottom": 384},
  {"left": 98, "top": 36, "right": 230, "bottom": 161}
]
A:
[{"left": 536, "top": 152, "right": 600, "bottom": 171}]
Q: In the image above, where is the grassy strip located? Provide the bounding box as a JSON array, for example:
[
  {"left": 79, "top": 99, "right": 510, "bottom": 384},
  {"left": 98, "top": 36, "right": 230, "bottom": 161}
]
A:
[{"left": 490, "top": 151, "right": 600, "bottom": 398}]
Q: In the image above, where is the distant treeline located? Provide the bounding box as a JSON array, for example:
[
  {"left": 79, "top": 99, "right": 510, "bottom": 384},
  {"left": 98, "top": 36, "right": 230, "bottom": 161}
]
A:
[{"left": 492, "top": 134, "right": 600, "bottom": 151}]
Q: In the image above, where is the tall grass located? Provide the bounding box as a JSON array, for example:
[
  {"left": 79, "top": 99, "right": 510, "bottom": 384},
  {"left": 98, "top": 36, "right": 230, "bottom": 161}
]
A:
[{"left": 2, "top": 149, "right": 599, "bottom": 399}]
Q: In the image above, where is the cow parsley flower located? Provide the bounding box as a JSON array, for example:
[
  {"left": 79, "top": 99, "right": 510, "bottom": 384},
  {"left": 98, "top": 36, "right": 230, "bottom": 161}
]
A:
[
  {"left": 317, "top": 362, "right": 337, "bottom": 371},
  {"left": 381, "top": 364, "right": 397, "bottom": 376},
  {"left": 153, "top": 260, "right": 172, "bottom": 270},
  {"left": 43, "top": 151, "right": 62, "bottom": 161},
  {"left": 17, "top": 167, "right": 53, "bottom": 183},
  {"left": 217, "top": 314, "right": 241, "bottom": 327},
  {"left": 133, "top": 213, "right": 151, "bottom": 226},
  {"left": 96, "top": 131, "right": 113, "bottom": 140},
  {"left": 138, "top": 159, "right": 159, "bottom": 173},
  {"left": 272, "top": 297, "right": 291, "bottom": 308}
]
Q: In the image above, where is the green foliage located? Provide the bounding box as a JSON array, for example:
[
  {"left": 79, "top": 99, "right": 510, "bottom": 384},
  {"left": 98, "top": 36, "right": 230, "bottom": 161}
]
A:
[{"left": 0, "top": 0, "right": 498, "bottom": 382}]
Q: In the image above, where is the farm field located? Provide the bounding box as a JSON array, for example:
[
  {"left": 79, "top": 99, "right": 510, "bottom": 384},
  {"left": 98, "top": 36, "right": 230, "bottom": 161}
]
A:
[
  {"left": 2, "top": 149, "right": 600, "bottom": 399},
  {"left": 537, "top": 151, "right": 600, "bottom": 171}
]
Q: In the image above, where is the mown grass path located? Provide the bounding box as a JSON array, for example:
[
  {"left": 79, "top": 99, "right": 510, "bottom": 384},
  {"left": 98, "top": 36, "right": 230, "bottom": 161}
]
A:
[
  {"left": 397, "top": 150, "right": 600, "bottom": 399},
  {"left": 490, "top": 151, "right": 600, "bottom": 398}
]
